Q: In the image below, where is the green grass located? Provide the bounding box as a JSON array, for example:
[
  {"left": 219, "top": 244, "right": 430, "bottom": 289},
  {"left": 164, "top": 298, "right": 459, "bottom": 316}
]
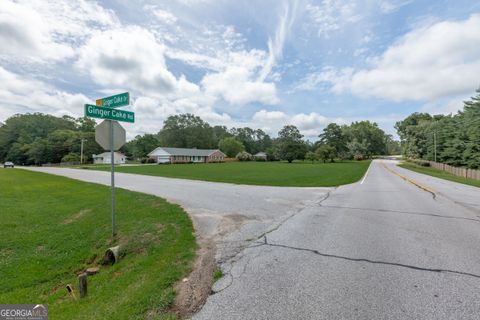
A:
[
  {"left": 0, "top": 168, "right": 196, "bottom": 319},
  {"left": 398, "top": 162, "right": 480, "bottom": 188},
  {"left": 213, "top": 269, "right": 223, "bottom": 282},
  {"left": 86, "top": 161, "right": 371, "bottom": 187}
]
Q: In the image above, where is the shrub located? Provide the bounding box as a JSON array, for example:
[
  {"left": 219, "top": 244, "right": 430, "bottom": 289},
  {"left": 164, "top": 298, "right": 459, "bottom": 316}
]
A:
[{"left": 236, "top": 151, "right": 253, "bottom": 161}]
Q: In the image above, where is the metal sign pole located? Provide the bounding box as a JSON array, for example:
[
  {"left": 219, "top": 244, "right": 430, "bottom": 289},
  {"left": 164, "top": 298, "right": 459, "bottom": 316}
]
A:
[{"left": 110, "top": 120, "right": 116, "bottom": 237}]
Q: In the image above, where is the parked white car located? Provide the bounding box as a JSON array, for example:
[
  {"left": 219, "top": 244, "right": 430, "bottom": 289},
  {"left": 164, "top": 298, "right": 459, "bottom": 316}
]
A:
[{"left": 3, "top": 161, "right": 14, "bottom": 168}]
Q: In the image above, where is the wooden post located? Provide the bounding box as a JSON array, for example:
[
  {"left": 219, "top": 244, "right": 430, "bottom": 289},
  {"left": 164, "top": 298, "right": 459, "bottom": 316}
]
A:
[{"left": 78, "top": 273, "right": 88, "bottom": 298}]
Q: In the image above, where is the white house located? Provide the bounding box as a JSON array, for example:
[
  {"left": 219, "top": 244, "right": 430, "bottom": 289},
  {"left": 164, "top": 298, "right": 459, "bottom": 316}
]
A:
[
  {"left": 148, "top": 147, "right": 226, "bottom": 164},
  {"left": 92, "top": 152, "right": 126, "bottom": 164},
  {"left": 253, "top": 152, "right": 268, "bottom": 160}
]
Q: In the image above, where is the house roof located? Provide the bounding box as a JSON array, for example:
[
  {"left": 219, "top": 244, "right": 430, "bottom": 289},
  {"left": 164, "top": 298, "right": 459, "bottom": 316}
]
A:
[
  {"left": 93, "top": 152, "right": 125, "bottom": 158},
  {"left": 254, "top": 152, "right": 267, "bottom": 156},
  {"left": 149, "top": 147, "right": 225, "bottom": 157}
]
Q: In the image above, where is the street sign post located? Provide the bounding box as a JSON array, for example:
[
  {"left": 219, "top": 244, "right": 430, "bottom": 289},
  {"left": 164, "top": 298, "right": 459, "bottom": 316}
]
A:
[
  {"left": 85, "top": 104, "right": 134, "bottom": 123},
  {"left": 84, "top": 92, "right": 133, "bottom": 238},
  {"left": 96, "top": 92, "right": 129, "bottom": 108}
]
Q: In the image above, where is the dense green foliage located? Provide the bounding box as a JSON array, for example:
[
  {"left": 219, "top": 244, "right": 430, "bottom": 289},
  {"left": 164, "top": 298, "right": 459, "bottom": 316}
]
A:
[
  {"left": 0, "top": 113, "right": 102, "bottom": 165},
  {"left": 395, "top": 89, "right": 480, "bottom": 168},
  {"left": 87, "top": 160, "right": 372, "bottom": 187},
  {"left": 274, "top": 125, "right": 308, "bottom": 163},
  {"left": 315, "top": 144, "right": 336, "bottom": 163},
  {"left": 0, "top": 111, "right": 398, "bottom": 165},
  {"left": 122, "top": 134, "right": 160, "bottom": 160},
  {"left": 317, "top": 120, "right": 396, "bottom": 160},
  {"left": 157, "top": 114, "right": 217, "bottom": 149},
  {"left": 218, "top": 137, "right": 245, "bottom": 157},
  {"left": 0, "top": 169, "right": 196, "bottom": 319}
]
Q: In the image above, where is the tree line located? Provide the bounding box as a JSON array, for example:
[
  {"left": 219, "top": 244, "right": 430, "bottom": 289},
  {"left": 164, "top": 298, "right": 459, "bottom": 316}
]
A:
[
  {"left": 395, "top": 89, "right": 480, "bottom": 169},
  {"left": 0, "top": 113, "right": 103, "bottom": 165},
  {"left": 0, "top": 112, "right": 398, "bottom": 165},
  {"left": 124, "top": 113, "right": 398, "bottom": 163}
]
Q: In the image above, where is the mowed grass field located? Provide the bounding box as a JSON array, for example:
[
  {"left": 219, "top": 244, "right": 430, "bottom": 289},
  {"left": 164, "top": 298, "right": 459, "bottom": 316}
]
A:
[
  {"left": 87, "top": 160, "right": 372, "bottom": 187},
  {"left": 399, "top": 162, "right": 480, "bottom": 188},
  {"left": 0, "top": 169, "right": 196, "bottom": 319}
]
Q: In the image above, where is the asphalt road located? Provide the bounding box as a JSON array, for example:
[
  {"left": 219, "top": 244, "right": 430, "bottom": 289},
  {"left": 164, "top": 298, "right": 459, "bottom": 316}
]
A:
[
  {"left": 23, "top": 160, "right": 480, "bottom": 319},
  {"left": 21, "top": 165, "right": 330, "bottom": 262}
]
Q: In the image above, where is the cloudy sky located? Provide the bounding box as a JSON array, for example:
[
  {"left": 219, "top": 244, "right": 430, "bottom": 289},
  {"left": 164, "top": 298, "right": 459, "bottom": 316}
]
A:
[{"left": 1, "top": 0, "right": 479, "bottom": 140}]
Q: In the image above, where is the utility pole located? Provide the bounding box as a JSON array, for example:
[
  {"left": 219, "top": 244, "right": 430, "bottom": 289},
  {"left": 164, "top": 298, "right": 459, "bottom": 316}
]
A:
[
  {"left": 80, "top": 139, "right": 87, "bottom": 164},
  {"left": 433, "top": 131, "right": 437, "bottom": 163}
]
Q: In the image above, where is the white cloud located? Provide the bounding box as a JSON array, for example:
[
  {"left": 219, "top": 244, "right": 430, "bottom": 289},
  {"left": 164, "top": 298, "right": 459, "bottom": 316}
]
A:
[
  {"left": 0, "top": 0, "right": 118, "bottom": 62},
  {"left": 202, "top": 66, "right": 279, "bottom": 105},
  {"left": 305, "top": 14, "right": 480, "bottom": 102},
  {"left": 0, "top": 66, "right": 89, "bottom": 119},
  {"left": 76, "top": 26, "right": 183, "bottom": 96},
  {"left": 291, "top": 112, "right": 328, "bottom": 130},
  {"left": 146, "top": 6, "right": 178, "bottom": 25},
  {"left": 252, "top": 109, "right": 287, "bottom": 122},
  {"left": 305, "top": 0, "right": 361, "bottom": 38},
  {"left": 258, "top": 1, "right": 297, "bottom": 81},
  {"left": 379, "top": 0, "right": 412, "bottom": 14}
]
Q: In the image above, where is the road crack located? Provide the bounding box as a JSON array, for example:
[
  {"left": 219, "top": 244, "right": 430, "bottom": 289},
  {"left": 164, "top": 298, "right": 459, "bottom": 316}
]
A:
[
  {"left": 261, "top": 240, "right": 480, "bottom": 280},
  {"left": 256, "top": 190, "right": 333, "bottom": 241}
]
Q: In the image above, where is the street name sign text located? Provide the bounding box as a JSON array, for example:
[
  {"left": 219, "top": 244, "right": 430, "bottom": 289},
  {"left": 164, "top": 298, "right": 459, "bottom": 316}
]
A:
[
  {"left": 96, "top": 92, "right": 129, "bottom": 108},
  {"left": 85, "top": 104, "right": 134, "bottom": 123}
]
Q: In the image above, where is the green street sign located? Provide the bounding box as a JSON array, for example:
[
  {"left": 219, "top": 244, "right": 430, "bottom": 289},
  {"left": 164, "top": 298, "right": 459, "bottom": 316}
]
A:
[
  {"left": 96, "top": 92, "right": 129, "bottom": 108},
  {"left": 85, "top": 104, "right": 135, "bottom": 123}
]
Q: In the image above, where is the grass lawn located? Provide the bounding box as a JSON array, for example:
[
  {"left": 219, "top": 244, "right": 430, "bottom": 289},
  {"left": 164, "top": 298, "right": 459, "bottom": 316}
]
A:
[
  {"left": 0, "top": 168, "right": 196, "bottom": 319},
  {"left": 86, "top": 160, "right": 372, "bottom": 187},
  {"left": 398, "top": 162, "right": 480, "bottom": 188}
]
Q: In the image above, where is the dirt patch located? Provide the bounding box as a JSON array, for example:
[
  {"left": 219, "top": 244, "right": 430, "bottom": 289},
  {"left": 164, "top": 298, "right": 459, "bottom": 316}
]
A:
[
  {"left": 170, "top": 239, "right": 216, "bottom": 318},
  {"left": 62, "top": 209, "right": 91, "bottom": 224}
]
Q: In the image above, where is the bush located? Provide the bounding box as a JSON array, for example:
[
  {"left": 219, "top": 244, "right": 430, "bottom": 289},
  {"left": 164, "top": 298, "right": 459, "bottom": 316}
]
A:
[
  {"left": 61, "top": 152, "right": 80, "bottom": 163},
  {"left": 353, "top": 154, "right": 364, "bottom": 161},
  {"left": 236, "top": 151, "right": 253, "bottom": 161},
  {"left": 147, "top": 158, "right": 156, "bottom": 163}
]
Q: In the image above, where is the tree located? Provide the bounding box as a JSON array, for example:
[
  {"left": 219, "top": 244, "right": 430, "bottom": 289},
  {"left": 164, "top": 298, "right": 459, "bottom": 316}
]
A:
[
  {"left": 318, "top": 123, "right": 347, "bottom": 158},
  {"left": 315, "top": 144, "right": 336, "bottom": 163},
  {"left": 230, "top": 127, "right": 272, "bottom": 154},
  {"left": 218, "top": 137, "right": 245, "bottom": 157},
  {"left": 347, "top": 139, "right": 370, "bottom": 160},
  {"left": 275, "top": 125, "right": 307, "bottom": 163},
  {"left": 394, "top": 89, "right": 480, "bottom": 168},
  {"left": 158, "top": 114, "right": 216, "bottom": 149},
  {"left": 123, "top": 134, "right": 160, "bottom": 159},
  {"left": 343, "top": 121, "right": 387, "bottom": 157},
  {"left": 305, "top": 151, "right": 317, "bottom": 163},
  {"left": 0, "top": 113, "right": 76, "bottom": 163},
  {"left": 212, "top": 125, "right": 232, "bottom": 144}
]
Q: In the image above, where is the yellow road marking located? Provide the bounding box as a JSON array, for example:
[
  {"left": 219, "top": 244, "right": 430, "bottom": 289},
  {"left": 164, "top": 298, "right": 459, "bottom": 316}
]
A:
[{"left": 381, "top": 162, "right": 436, "bottom": 197}]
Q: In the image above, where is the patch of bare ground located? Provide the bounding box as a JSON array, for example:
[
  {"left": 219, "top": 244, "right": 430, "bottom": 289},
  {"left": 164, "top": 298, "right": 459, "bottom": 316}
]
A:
[
  {"left": 170, "top": 239, "right": 216, "bottom": 319},
  {"left": 62, "top": 209, "right": 91, "bottom": 224}
]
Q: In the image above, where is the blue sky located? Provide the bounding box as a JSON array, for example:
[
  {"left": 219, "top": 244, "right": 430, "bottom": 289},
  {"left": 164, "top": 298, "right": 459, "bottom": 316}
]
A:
[{"left": 1, "top": 0, "right": 479, "bottom": 140}]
